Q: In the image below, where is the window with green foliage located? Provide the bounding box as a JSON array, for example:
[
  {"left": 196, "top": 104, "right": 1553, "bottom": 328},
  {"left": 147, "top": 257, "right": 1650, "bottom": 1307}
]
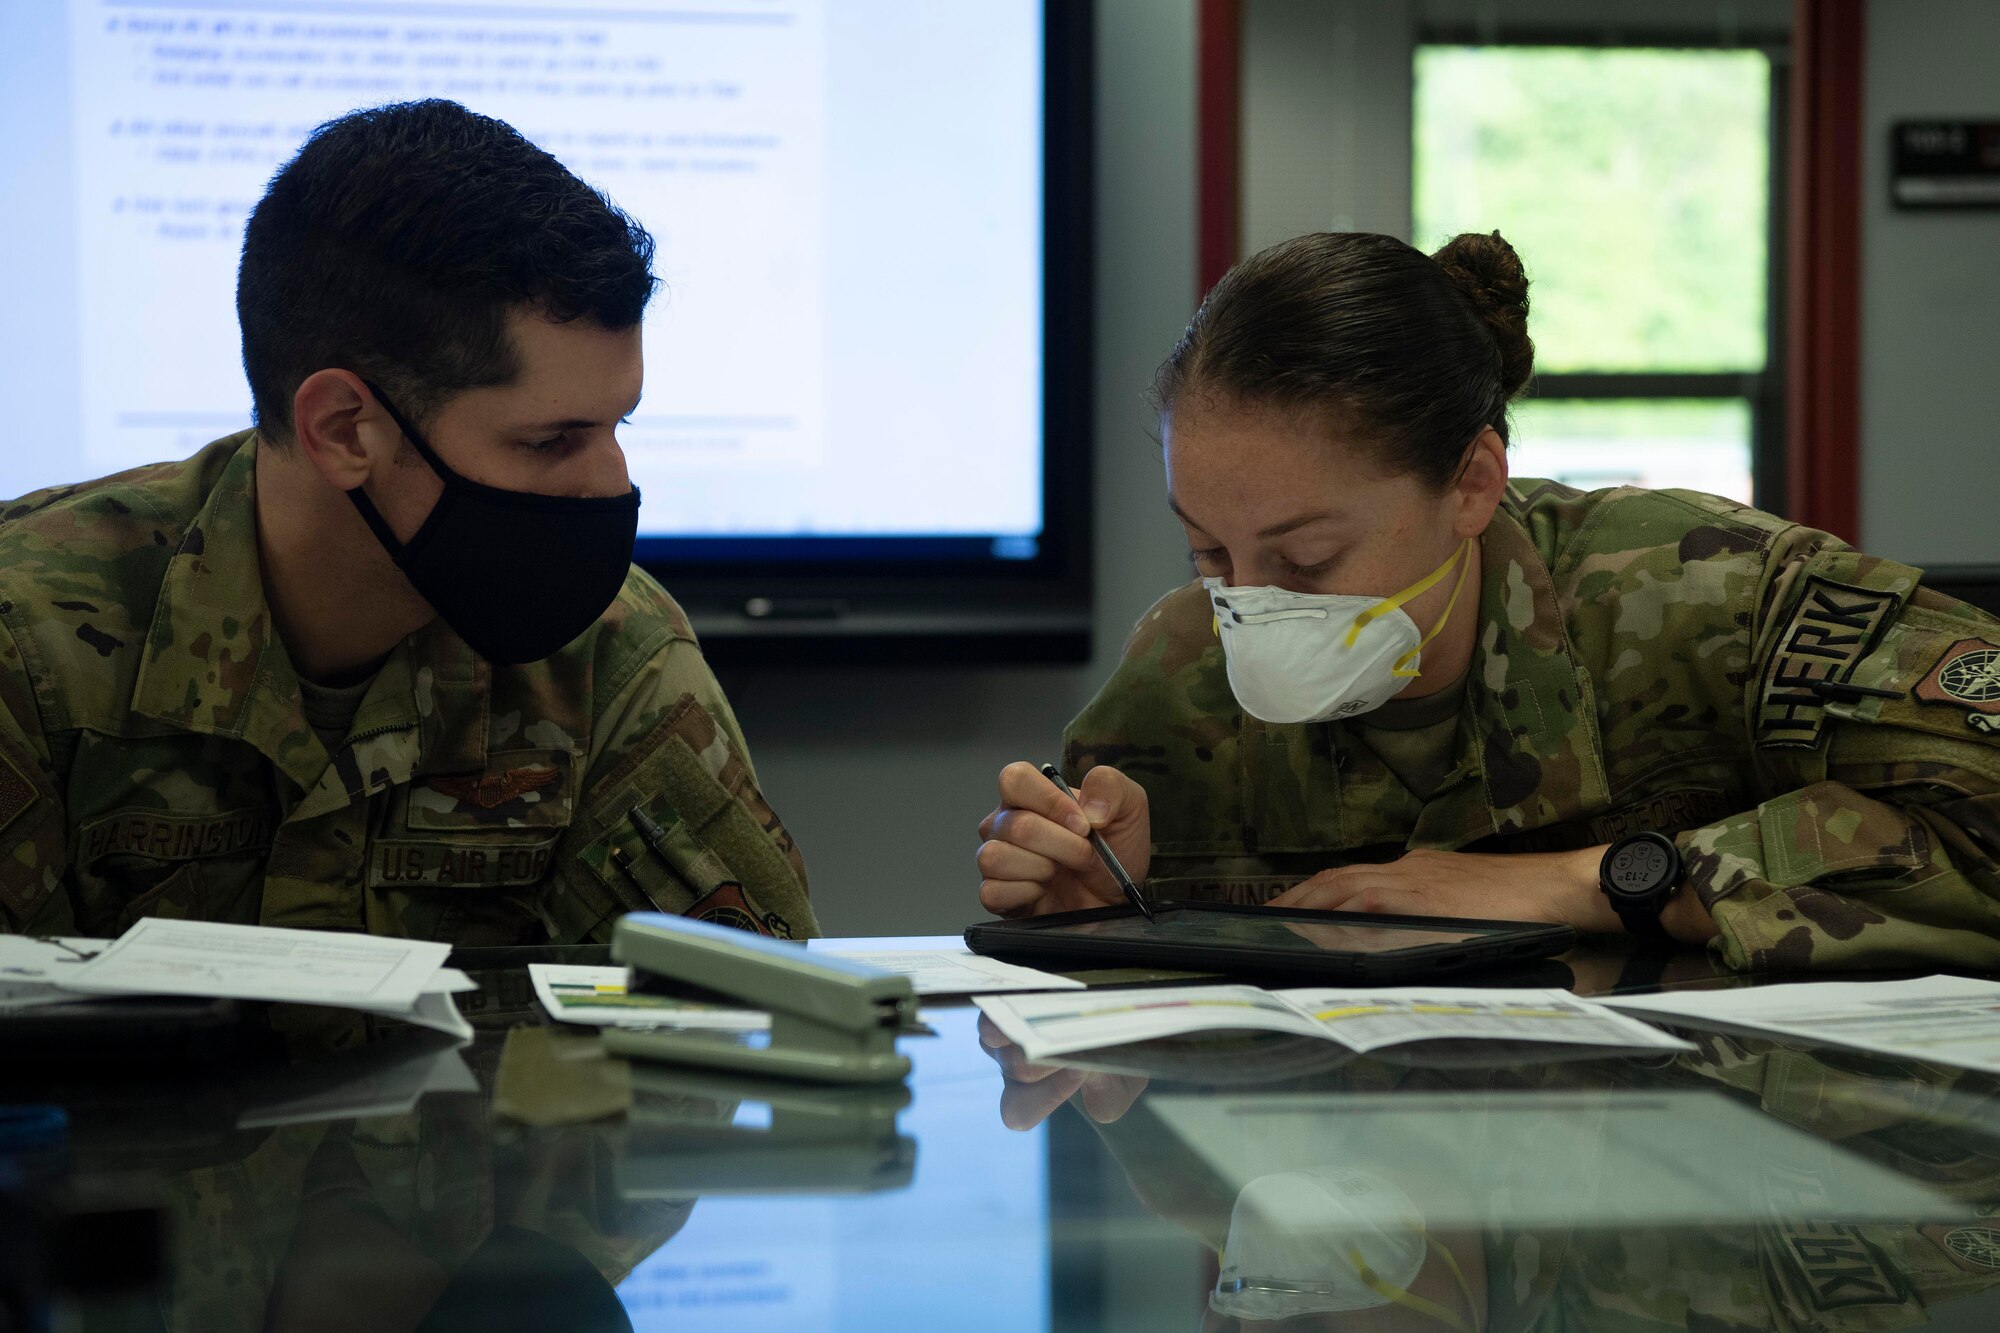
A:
[
  {"left": 1510, "top": 399, "right": 1753, "bottom": 499},
  {"left": 1414, "top": 44, "right": 1776, "bottom": 502}
]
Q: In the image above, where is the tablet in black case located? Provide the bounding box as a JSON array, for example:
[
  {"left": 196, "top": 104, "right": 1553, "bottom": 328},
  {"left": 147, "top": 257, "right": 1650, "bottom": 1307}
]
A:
[{"left": 965, "top": 902, "right": 1577, "bottom": 985}]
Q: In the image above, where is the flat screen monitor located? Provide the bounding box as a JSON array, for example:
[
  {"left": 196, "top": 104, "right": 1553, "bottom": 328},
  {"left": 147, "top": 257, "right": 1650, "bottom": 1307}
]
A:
[{"left": 0, "top": 0, "right": 1093, "bottom": 663}]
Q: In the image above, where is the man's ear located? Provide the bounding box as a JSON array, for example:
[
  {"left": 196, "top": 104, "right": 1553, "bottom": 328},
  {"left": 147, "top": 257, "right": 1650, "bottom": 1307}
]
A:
[
  {"left": 291, "top": 370, "right": 393, "bottom": 492},
  {"left": 1451, "top": 426, "right": 1510, "bottom": 540}
]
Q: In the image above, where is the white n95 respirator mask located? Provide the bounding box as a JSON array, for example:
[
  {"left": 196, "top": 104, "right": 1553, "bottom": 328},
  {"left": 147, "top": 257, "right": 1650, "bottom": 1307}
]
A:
[{"left": 1204, "top": 538, "right": 1471, "bottom": 726}]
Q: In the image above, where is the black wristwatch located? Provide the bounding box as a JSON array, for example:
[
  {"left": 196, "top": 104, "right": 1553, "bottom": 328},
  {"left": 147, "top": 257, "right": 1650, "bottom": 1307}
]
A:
[{"left": 1599, "top": 831, "right": 1682, "bottom": 945}]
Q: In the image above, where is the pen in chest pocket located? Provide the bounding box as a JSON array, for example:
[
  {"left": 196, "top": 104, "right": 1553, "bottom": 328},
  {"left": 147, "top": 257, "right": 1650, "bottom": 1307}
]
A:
[{"left": 625, "top": 803, "right": 733, "bottom": 894}]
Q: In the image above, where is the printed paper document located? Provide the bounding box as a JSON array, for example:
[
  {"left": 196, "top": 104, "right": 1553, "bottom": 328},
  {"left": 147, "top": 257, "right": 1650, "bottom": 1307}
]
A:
[
  {"left": 975, "top": 984, "right": 1694, "bottom": 1062},
  {"left": 1603, "top": 975, "right": 2000, "bottom": 1074},
  {"left": 43, "top": 920, "right": 472, "bottom": 1039},
  {"left": 530, "top": 964, "right": 769, "bottom": 1032},
  {"left": 814, "top": 947, "right": 1082, "bottom": 996}
]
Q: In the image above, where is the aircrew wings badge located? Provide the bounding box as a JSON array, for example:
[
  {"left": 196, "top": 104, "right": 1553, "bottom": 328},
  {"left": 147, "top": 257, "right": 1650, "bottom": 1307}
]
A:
[
  {"left": 1915, "top": 638, "right": 2000, "bottom": 734},
  {"left": 427, "top": 765, "right": 561, "bottom": 810}
]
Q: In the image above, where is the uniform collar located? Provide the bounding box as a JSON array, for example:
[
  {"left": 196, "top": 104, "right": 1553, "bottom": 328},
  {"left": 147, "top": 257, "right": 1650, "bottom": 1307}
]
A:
[
  {"left": 129, "top": 434, "right": 492, "bottom": 812},
  {"left": 1409, "top": 492, "right": 1610, "bottom": 847}
]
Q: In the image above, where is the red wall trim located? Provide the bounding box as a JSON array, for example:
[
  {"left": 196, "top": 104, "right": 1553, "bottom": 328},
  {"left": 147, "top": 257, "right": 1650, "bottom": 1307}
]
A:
[
  {"left": 1196, "top": 0, "right": 1242, "bottom": 300},
  {"left": 1785, "top": 0, "right": 1865, "bottom": 541}
]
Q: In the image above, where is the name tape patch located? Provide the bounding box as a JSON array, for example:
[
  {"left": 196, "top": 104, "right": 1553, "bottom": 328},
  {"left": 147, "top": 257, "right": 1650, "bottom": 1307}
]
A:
[
  {"left": 1758, "top": 577, "right": 1902, "bottom": 749},
  {"left": 370, "top": 840, "right": 554, "bottom": 889},
  {"left": 77, "top": 808, "right": 273, "bottom": 864}
]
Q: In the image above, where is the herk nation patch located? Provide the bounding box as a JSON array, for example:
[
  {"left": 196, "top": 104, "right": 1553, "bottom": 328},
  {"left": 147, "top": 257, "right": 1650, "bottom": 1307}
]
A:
[{"left": 1758, "top": 577, "right": 1901, "bottom": 749}]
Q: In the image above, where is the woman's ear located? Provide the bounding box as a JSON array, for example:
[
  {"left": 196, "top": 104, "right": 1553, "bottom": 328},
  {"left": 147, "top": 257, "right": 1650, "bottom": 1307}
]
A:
[{"left": 1450, "top": 426, "right": 1509, "bottom": 539}]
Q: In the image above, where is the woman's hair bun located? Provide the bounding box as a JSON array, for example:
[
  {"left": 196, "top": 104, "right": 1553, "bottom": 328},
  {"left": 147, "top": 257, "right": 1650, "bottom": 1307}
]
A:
[{"left": 1432, "top": 230, "right": 1534, "bottom": 400}]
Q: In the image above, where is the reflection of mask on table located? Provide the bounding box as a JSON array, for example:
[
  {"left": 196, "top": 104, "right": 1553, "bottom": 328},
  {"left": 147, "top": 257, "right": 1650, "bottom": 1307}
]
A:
[{"left": 1212, "top": 1167, "right": 1473, "bottom": 1329}]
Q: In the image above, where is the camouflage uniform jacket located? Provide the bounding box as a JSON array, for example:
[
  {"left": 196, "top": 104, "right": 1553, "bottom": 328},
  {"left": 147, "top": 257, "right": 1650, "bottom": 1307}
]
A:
[
  {"left": 1065, "top": 480, "right": 2000, "bottom": 972},
  {"left": 0, "top": 432, "right": 818, "bottom": 943}
]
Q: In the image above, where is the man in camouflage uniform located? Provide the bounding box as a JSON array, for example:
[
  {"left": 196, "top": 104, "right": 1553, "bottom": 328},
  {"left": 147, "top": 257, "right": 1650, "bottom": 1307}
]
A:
[
  {"left": 0, "top": 100, "right": 814, "bottom": 943},
  {"left": 1063, "top": 481, "right": 2000, "bottom": 971}
]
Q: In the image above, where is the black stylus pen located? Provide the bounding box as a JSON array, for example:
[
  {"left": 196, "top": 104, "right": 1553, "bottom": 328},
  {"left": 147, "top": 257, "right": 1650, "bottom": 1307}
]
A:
[{"left": 1040, "top": 763, "right": 1156, "bottom": 921}]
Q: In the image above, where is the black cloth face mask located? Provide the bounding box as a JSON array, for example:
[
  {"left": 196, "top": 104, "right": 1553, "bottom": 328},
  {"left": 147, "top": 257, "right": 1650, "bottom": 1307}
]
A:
[{"left": 347, "top": 382, "right": 642, "bottom": 666}]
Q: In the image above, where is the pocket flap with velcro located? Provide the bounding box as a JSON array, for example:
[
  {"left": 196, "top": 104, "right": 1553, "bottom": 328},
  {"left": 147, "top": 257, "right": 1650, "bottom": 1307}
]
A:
[{"left": 1756, "top": 782, "right": 1931, "bottom": 889}]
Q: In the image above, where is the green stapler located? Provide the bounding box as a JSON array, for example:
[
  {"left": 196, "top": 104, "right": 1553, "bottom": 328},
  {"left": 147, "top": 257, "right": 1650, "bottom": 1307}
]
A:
[
  {"left": 603, "top": 912, "right": 916, "bottom": 1084},
  {"left": 618, "top": 1063, "right": 916, "bottom": 1197}
]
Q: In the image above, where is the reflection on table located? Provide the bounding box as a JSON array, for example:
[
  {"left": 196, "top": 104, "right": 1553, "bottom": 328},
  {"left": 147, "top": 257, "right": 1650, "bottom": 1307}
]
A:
[{"left": 8, "top": 946, "right": 2000, "bottom": 1331}]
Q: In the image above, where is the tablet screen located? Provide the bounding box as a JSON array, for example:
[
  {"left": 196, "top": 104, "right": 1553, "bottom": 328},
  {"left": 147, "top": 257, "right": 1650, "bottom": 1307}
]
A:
[{"left": 1051, "top": 909, "right": 1491, "bottom": 955}]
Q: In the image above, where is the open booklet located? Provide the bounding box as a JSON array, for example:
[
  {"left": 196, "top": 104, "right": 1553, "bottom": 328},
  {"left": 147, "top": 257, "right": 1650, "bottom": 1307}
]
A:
[
  {"left": 975, "top": 984, "right": 1695, "bottom": 1063},
  {"left": 1, "top": 918, "right": 475, "bottom": 1040}
]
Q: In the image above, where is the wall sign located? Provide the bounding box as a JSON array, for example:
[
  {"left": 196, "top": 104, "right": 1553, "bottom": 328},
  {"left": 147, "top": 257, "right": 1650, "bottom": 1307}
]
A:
[{"left": 1892, "top": 120, "right": 2000, "bottom": 209}]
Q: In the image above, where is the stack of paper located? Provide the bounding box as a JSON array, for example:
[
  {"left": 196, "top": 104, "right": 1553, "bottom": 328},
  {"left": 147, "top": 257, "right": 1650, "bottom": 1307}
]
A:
[
  {"left": 531, "top": 945, "right": 1081, "bottom": 1032},
  {"left": 975, "top": 984, "right": 1695, "bottom": 1062},
  {"left": 0, "top": 918, "right": 475, "bottom": 1040}
]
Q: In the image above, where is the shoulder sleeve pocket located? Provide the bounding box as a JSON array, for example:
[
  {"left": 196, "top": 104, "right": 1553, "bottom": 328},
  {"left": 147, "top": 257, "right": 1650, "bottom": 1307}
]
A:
[{"left": 1756, "top": 783, "right": 1931, "bottom": 889}]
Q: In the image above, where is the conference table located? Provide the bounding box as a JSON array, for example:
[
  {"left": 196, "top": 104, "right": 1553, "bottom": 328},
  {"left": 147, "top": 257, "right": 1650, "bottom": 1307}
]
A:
[{"left": 11, "top": 936, "right": 2000, "bottom": 1332}]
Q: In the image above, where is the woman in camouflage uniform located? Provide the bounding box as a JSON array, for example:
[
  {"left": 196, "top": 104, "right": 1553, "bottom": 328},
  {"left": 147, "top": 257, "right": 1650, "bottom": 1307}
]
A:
[{"left": 976, "top": 231, "right": 2000, "bottom": 971}]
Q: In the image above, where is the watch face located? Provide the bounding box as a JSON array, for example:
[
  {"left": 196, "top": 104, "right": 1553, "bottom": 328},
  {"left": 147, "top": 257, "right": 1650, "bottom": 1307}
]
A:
[{"left": 1606, "top": 839, "right": 1674, "bottom": 898}]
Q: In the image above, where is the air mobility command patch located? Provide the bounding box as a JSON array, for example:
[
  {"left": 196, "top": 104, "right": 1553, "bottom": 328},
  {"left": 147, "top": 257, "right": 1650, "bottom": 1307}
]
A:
[
  {"left": 1914, "top": 638, "right": 2000, "bottom": 734},
  {"left": 1924, "top": 1223, "right": 2000, "bottom": 1272},
  {"left": 1758, "top": 577, "right": 1902, "bottom": 748},
  {"left": 687, "top": 882, "right": 790, "bottom": 938}
]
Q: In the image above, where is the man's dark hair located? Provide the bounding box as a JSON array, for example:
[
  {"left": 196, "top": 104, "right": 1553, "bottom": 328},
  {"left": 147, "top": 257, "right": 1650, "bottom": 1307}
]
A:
[{"left": 238, "top": 99, "right": 657, "bottom": 441}]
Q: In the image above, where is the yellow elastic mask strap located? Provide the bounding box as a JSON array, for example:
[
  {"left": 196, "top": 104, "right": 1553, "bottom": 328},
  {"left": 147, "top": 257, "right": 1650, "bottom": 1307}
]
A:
[
  {"left": 1342, "top": 538, "right": 1472, "bottom": 668},
  {"left": 1389, "top": 538, "right": 1474, "bottom": 677},
  {"left": 1345, "top": 1235, "right": 1478, "bottom": 1333},
  {"left": 1343, "top": 539, "right": 1469, "bottom": 649}
]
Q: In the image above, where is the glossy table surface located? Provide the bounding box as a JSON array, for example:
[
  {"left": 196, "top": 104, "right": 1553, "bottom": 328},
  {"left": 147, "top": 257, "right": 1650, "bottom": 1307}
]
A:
[{"left": 12, "top": 938, "right": 2000, "bottom": 1332}]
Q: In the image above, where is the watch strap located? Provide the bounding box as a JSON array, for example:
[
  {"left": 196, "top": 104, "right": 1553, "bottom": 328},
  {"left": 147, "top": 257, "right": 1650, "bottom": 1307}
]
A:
[{"left": 1611, "top": 893, "right": 1674, "bottom": 945}]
